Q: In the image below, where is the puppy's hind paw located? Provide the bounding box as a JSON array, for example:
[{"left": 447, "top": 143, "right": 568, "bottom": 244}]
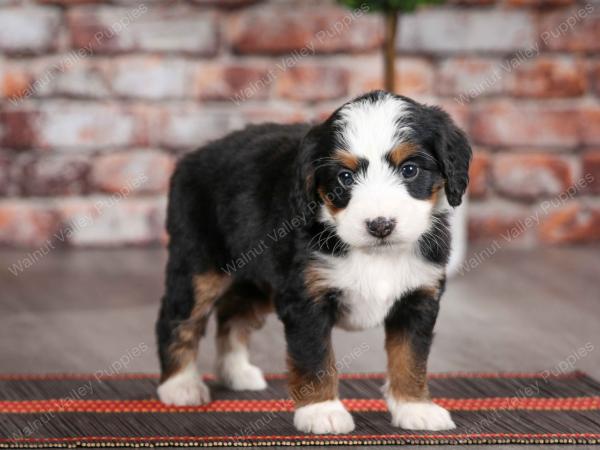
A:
[
  {"left": 294, "top": 400, "right": 355, "bottom": 434},
  {"left": 218, "top": 362, "right": 267, "bottom": 391}
]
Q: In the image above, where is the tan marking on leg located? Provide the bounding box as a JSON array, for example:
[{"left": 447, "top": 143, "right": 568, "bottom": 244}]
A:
[
  {"left": 304, "top": 262, "right": 331, "bottom": 302},
  {"left": 388, "top": 143, "right": 417, "bottom": 167},
  {"left": 385, "top": 329, "right": 429, "bottom": 401},
  {"left": 420, "top": 285, "right": 439, "bottom": 299},
  {"left": 293, "top": 267, "right": 338, "bottom": 403},
  {"left": 162, "top": 272, "right": 231, "bottom": 382},
  {"left": 288, "top": 344, "right": 338, "bottom": 407},
  {"left": 215, "top": 284, "right": 272, "bottom": 390},
  {"left": 216, "top": 286, "right": 273, "bottom": 354},
  {"left": 192, "top": 272, "right": 232, "bottom": 316}
]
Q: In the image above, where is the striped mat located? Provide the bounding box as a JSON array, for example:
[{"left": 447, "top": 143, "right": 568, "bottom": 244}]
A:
[{"left": 1, "top": 371, "right": 599, "bottom": 447}]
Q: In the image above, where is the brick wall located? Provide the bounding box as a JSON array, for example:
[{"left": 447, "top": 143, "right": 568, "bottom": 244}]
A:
[{"left": 0, "top": 0, "right": 599, "bottom": 248}]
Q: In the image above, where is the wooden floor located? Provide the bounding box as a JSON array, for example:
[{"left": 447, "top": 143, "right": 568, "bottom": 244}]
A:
[{"left": 1, "top": 245, "right": 599, "bottom": 449}]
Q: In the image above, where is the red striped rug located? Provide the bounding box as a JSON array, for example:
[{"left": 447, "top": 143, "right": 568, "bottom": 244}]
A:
[{"left": 1, "top": 371, "right": 599, "bottom": 447}]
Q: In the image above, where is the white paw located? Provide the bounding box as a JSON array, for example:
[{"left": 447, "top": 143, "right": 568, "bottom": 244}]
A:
[
  {"left": 217, "top": 354, "right": 267, "bottom": 391},
  {"left": 294, "top": 400, "right": 355, "bottom": 434},
  {"left": 219, "top": 364, "right": 267, "bottom": 391},
  {"left": 157, "top": 365, "right": 210, "bottom": 406},
  {"left": 389, "top": 400, "right": 456, "bottom": 431}
]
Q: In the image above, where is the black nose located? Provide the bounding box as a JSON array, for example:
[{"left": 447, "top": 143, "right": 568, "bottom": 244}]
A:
[{"left": 366, "top": 217, "right": 396, "bottom": 238}]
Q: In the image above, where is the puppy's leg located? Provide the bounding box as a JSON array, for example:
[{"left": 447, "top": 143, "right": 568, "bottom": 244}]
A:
[
  {"left": 282, "top": 300, "right": 354, "bottom": 435},
  {"left": 215, "top": 284, "right": 272, "bottom": 391},
  {"left": 384, "top": 286, "right": 455, "bottom": 431},
  {"left": 156, "top": 262, "right": 230, "bottom": 406}
]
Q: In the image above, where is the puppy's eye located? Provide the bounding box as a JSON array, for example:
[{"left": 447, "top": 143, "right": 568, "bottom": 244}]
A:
[
  {"left": 400, "top": 163, "right": 419, "bottom": 180},
  {"left": 337, "top": 170, "right": 355, "bottom": 187}
]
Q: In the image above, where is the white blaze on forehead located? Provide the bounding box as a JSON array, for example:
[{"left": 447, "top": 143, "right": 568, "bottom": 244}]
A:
[{"left": 336, "top": 95, "right": 413, "bottom": 159}]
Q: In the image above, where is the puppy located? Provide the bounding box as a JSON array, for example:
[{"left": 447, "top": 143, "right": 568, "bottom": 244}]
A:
[{"left": 156, "top": 91, "right": 471, "bottom": 434}]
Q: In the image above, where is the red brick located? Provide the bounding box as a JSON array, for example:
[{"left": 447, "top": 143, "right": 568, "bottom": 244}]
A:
[
  {"left": 469, "top": 151, "right": 490, "bottom": 198},
  {"left": 590, "top": 60, "right": 600, "bottom": 96},
  {"left": 240, "top": 107, "right": 308, "bottom": 126},
  {"left": 0, "top": 109, "right": 39, "bottom": 149},
  {"left": 68, "top": 5, "right": 218, "bottom": 55},
  {"left": 195, "top": 63, "right": 271, "bottom": 102},
  {"left": 436, "top": 58, "right": 503, "bottom": 98},
  {"left": 56, "top": 197, "right": 165, "bottom": 246},
  {"left": 91, "top": 150, "right": 175, "bottom": 194},
  {"left": 0, "top": 200, "right": 60, "bottom": 247},
  {"left": 0, "top": 153, "right": 10, "bottom": 196},
  {"left": 507, "top": 57, "right": 586, "bottom": 98},
  {"left": 40, "top": 0, "right": 109, "bottom": 4},
  {"left": 471, "top": 102, "right": 578, "bottom": 147},
  {"left": 580, "top": 106, "right": 600, "bottom": 145},
  {"left": 276, "top": 66, "right": 349, "bottom": 102},
  {"left": 582, "top": 152, "right": 600, "bottom": 194},
  {"left": 227, "top": 5, "right": 382, "bottom": 54},
  {"left": 40, "top": 58, "right": 110, "bottom": 99},
  {"left": 351, "top": 57, "right": 434, "bottom": 97},
  {"left": 126, "top": 103, "right": 156, "bottom": 148},
  {"left": 18, "top": 154, "right": 90, "bottom": 196},
  {"left": 0, "top": 62, "right": 31, "bottom": 101},
  {"left": 398, "top": 9, "right": 536, "bottom": 53},
  {"left": 538, "top": 202, "right": 600, "bottom": 244},
  {"left": 492, "top": 153, "right": 573, "bottom": 201},
  {"left": 467, "top": 200, "right": 531, "bottom": 242},
  {"left": 157, "top": 103, "right": 307, "bottom": 151},
  {"left": 36, "top": 103, "right": 138, "bottom": 150},
  {"left": 0, "top": 6, "right": 61, "bottom": 54},
  {"left": 395, "top": 59, "right": 436, "bottom": 96},
  {"left": 158, "top": 105, "right": 239, "bottom": 150},
  {"left": 111, "top": 56, "right": 188, "bottom": 100},
  {"left": 434, "top": 99, "right": 470, "bottom": 132},
  {"left": 539, "top": 6, "right": 600, "bottom": 52}
]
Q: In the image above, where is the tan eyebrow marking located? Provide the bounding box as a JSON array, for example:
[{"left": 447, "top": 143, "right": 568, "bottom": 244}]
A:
[
  {"left": 388, "top": 143, "right": 417, "bottom": 166},
  {"left": 333, "top": 149, "right": 360, "bottom": 171}
]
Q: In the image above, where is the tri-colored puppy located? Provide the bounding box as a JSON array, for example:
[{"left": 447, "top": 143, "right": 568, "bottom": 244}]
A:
[{"left": 156, "top": 91, "right": 471, "bottom": 434}]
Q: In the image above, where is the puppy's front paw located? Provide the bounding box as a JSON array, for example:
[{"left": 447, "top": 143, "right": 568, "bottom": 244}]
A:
[
  {"left": 294, "top": 400, "right": 355, "bottom": 434},
  {"left": 389, "top": 400, "right": 455, "bottom": 431},
  {"left": 157, "top": 368, "right": 211, "bottom": 406}
]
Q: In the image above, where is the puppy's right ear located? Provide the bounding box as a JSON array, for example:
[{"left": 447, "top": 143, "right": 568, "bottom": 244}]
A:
[
  {"left": 428, "top": 106, "right": 472, "bottom": 207},
  {"left": 292, "top": 125, "right": 321, "bottom": 220}
]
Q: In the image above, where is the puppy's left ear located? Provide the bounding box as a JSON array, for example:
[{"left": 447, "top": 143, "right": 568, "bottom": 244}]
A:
[
  {"left": 430, "top": 107, "right": 472, "bottom": 207},
  {"left": 291, "top": 124, "right": 321, "bottom": 220}
]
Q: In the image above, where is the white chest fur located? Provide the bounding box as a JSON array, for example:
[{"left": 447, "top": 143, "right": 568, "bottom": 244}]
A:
[{"left": 315, "top": 248, "right": 444, "bottom": 331}]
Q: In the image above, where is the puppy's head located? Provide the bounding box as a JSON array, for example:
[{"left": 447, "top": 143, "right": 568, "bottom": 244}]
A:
[{"left": 297, "top": 91, "right": 471, "bottom": 249}]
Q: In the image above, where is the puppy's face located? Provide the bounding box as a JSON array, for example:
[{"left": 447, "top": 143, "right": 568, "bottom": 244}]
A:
[{"left": 303, "top": 91, "right": 471, "bottom": 250}]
